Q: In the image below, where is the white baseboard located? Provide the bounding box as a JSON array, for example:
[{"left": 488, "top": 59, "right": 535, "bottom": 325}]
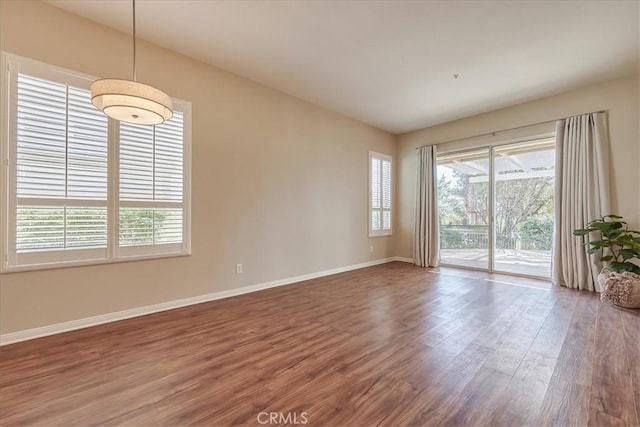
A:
[
  {"left": 393, "top": 256, "right": 414, "bottom": 263},
  {"left": 0, "top": 257, "right": 399, "bottom": 346}
]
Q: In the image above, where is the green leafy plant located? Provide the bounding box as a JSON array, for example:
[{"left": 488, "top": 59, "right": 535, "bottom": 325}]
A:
[{"left": 573, "top": 214, "right": 640, "bottom": 274}]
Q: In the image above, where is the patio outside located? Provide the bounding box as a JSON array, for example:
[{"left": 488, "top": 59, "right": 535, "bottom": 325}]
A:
[
  {"left": 437, "top": 139, "right": 555, "bottom": 278},
  {"left": 440, "top": 226, "right": 551, "bottom": 277}
]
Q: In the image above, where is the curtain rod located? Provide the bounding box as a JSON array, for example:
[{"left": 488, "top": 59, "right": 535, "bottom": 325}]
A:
[{"left": 415, "top": 109, "right": 607, "bottom": 150}]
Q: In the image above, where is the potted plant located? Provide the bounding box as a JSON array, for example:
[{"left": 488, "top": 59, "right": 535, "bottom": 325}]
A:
[{"left": 574, "top": 214, "right": 640, "bottom": 308}]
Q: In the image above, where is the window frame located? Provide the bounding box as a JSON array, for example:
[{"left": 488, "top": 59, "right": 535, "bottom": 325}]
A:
[
  {"left": 0, "top": 52, "right": 192, "bottom": 273},
  {"left": 435, "top": 132, "right": 556, "bottom": 279},
  {"left": 368, "top": 150, "right": 392, "bottom": 237}
]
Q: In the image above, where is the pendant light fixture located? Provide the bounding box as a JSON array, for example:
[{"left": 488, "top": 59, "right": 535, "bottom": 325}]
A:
[{"left": 91, "top": 0, "right": 173, "bottom": 125}]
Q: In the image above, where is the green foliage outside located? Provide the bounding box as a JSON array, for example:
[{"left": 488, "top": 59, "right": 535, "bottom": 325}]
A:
[
  {"left": 438, "top": 169, "right": 554, "bottom": 251},
  {"left": 16, "top": 208, "right": 167, "bottom": 251},
  {"left": 520, "top": 217, "right": 554, "bottom": 250},
  {"left": 119, "top": 208, "right": 158, "bottom": 246}
]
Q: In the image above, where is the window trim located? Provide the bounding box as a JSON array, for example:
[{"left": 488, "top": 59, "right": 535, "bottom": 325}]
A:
[
  {"left": 368, "top": 150, "right": 392, "bottom": 237},
  {"left": 0, "top": 52, "right": 192, "bottom": 273}
]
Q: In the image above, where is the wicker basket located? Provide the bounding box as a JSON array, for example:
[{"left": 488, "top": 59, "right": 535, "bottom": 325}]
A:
[{"left": 599, "top": 270, "right": 640, "bottom": 309}]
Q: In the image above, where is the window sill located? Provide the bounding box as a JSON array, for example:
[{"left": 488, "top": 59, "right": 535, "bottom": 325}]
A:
[
  {"left": 0, "top": 251, "right": 191, "bottom": 275},
  {"left": 369, "top": 232, "right": 393, "bottom": 238}
]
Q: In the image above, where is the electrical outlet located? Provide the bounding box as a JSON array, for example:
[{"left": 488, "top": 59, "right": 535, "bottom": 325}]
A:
[
  {"left": 369, "top": 245, "right": 374, "bottom": 253},
  {"left": 236, "top": 264, "right": 243, "bottom": 274}
]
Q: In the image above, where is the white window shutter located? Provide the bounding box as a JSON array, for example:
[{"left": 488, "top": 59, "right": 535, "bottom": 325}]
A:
[
  {"left": 369, "top": 152, "right": 392, "bottom": 236},
  {"left": 382, "top": 158, "right": 391, "bottom": 230},
  {"left": 14, "top": 73, "right": 108, "bottom": 254},
  {"left": 120, "top": 123, "right": 154, "bottom": 200},
  {"left": 3, "top": 54, "right": 191, "bottom": 271},
  {"left": 67, "top": 86, "right": 108, "bottom": 199},
  {"left": 119, "top": 112, "right": 185, "bottom": 250},
  {"left": 155, "top": 112, "right": 184, "bottom": 201},
  {"left": 16, "top": 74, "right": 67, "bottom": 198}
]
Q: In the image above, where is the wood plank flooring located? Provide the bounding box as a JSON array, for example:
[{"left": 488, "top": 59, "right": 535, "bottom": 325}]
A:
[{"left": 1, "top": 262, "right": 639, "bottom": 426}]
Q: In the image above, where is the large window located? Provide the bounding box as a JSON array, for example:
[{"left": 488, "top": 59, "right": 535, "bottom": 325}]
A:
[
  {"left": 369, "top": 151, "right": 392, "bottom": 237},
  {"left": 1, "top": 53, "right": 191, "bottom": 272}
]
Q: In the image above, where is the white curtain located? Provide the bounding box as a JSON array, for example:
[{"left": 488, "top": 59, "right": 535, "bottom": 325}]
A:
[
  {"left": 414, "top": 145, "right": 440, "bottom": 267},
  {"left": 553, "top": 112, "right": 611, "bottom": 291}
]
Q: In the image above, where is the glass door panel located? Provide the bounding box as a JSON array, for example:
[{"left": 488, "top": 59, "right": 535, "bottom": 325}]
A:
[
  {"left": 493, "top": 139, "right": 555, "bottom": 277},
  {"left": 437, "top": 148, "right": 490, "bottom": 270}
]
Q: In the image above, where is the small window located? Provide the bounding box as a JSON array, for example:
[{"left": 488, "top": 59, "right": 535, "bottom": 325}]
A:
[
  {"left": 1, "top": 53, "right": 191, "bottom": 272},
  {"left": 369, "top": 151, "right": 392, "bottom": 237}
]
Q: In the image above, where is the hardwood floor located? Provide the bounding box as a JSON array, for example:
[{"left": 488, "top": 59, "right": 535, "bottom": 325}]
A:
[{"left": 1, "top": 262, "right": 639, "bottom": 426}]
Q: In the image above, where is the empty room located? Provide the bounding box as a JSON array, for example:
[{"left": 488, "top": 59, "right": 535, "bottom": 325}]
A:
[{"left": 1, "top": 0, "right": 639, "bottom": 426}]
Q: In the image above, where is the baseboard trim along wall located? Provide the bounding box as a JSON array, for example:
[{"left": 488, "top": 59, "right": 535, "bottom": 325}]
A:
[{"left": 0, "top": 256, "right": 413, "bottom": 346}]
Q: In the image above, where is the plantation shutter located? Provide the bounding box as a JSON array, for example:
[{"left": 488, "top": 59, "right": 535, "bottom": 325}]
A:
[
  {"left": 370, "top": 156, "right": 381, "bottom": 231},
  {"left": 119, "top": 112, "right": 184, "bottom": 250},
  {"left": 3, "top": 54, "right": 191, "bottom": 272},
  {"left": 14, "top": 73, "right": 108, "bottom": 257},
  {"left": 369, "top": 152, "right": 392, "bottom": 236},
  {"left": 16, "top": 74, "right": 67, "bottom": 199},
  {"left": 382, "top": 158, "right": 391, "bottom": 231}
]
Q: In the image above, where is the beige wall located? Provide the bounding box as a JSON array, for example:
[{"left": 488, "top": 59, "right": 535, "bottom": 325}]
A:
[
  {"left": 396, "top": 75, "right": 640, "bottom": 259},
  {"left": 0, "top": 1, "right": 396, "bottom": 334}
]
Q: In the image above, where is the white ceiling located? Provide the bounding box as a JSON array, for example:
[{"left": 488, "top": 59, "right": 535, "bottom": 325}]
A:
[{"left": 46, "top": 0, "right": 639, "bottom": 134}]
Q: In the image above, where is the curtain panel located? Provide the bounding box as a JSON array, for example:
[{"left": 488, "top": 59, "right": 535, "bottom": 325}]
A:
[
  {"left": 414, "top": 145, "right": 440, "bottom": 267},
  {"left": 552, "top": 112, "right": 611, "bottom": 291}
]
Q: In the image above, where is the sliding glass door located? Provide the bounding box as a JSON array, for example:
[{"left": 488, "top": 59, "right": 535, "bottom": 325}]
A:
[
  {"left": 493, "top": 139, "right": 555, "bottom": 277},
  {"left": 437, "top": 148, "right": 490, "bottom": 270},
  {"left": 436, "top": 138, "right": 555, "bottom": 278}
]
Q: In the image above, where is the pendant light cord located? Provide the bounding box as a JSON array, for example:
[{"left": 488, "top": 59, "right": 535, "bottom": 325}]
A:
[{"left": 132, "top": 0, "right": 137, "bottom": 81}]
